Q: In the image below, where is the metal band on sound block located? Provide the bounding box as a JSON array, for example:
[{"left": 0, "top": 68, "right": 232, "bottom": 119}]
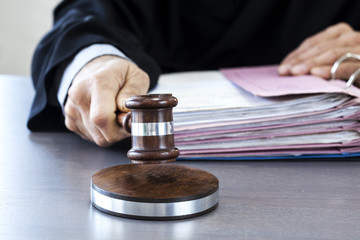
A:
[{"left": 91, "top": 164, "right": 219, "bottom": 220}]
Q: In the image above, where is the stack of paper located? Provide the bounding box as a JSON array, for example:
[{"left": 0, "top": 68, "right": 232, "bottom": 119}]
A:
[{"left": 150, "top": 65, "right": 360, "bottom": 160}]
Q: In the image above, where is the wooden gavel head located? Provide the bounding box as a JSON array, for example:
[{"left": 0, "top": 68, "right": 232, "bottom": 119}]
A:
[{"left": 121, "top": 94, "right": 180, "bottom": 164}]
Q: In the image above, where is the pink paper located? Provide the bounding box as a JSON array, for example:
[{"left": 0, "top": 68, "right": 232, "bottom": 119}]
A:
[
  {"left": 178, "top": 140, "right": 360, "bottom": 154},
  {"left": 221, "top": 65, "right": 360, "bottom": 98}
]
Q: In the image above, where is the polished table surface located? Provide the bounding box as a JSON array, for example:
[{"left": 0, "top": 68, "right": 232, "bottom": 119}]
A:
[{"left": 1, "top": 74, "right": 360, "bottom": 240}]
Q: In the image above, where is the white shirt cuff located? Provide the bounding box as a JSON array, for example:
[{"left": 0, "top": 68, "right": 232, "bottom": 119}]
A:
[{"left": 57, "top": 43, "right": 132, "bottom": 111}]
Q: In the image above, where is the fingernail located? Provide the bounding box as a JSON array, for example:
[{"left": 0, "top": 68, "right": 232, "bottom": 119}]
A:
[
  {"left": 278, "top": 64, "right": 291, "bottom": 75},
  {"left": 291, "top": 64, "right": 308, "bottom": 75}
]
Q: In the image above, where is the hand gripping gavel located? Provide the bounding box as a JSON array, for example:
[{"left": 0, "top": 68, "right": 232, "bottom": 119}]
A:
[{"left": 91, "top": 94, "right": 219, "bottom": 220}]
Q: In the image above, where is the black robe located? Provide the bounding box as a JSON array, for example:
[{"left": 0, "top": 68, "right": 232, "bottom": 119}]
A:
[{"left": 28, "top": 0, "right": 360, "bottom": 131}]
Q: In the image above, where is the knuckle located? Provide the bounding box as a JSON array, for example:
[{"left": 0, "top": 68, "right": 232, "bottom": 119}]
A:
[
  {"left": 136, "top": 70, "right": 150, "bottom": 90},
  {"left": 313, "top": 43, "right": 325, "bottom": 53},
  {"left": 326, "top": 49, "right": 341, "bottom": 61},
  {"left": 93, "top": 136, "right": 109, "bottom": 147},
  {"left": 327, "top": 22, "right": 351, "bottom": 34},
  {"left": 105, "top": 135, "right": 120, "bottom": 145},
  {"left": 65, "top": 117, "right": 77, "bottom": 132},
  {"left": 335, "top": 22, "right": 352, "bottom": 32},
  {"left": 290, "top": 55, "right": 303, "bottom": 64},
  {"left": 105, "top": 131, "right": 130, "bottom": 145},
  {"left": 346, "top": 32, "right": 360, "bottom": 45},
  {"left": 92, "top": 74, "right": 106, "bottom": 86},
  {"left": 74, "top": 95, "right": 88, "bottom": 106},
  {"left": 92, "top": 74, "right": 114, "bottom": 90},
  {"left": 68, "top": 87, "right": 88, "bottom": 106},
  {"left": 138, "top": 69, "right": 150, "bottom": 80},
  {"left": 67, "top": 86, "right": 76, "bottom": 99},
  {"left": 90, "top": 112, "right": 109, "bottom": 128},
  {"left": 64, "top": 103, "right": 75, "bottom": 118},
  {"left": 302, "top": 37, "right": 317, "bottom": 48}
]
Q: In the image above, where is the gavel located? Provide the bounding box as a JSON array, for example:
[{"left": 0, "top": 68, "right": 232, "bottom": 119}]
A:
[
  {"left": 91, "top": 94, "right": 219, "bottom": 220},
  {"left": 119, "top": 94, "right": 179, "bottom": 164}
]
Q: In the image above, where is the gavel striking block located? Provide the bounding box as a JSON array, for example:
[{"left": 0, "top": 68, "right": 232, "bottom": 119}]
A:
[{"left": 91, "top": 94, "right": 219, "bottom": 220}]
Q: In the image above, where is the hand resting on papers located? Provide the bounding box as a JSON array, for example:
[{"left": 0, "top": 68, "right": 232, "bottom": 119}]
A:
[{"left": 278, "top": 22, "right": 360, "bottom": 86}]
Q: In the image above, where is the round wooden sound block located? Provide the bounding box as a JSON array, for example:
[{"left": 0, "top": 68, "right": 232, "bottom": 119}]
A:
[{"left": 91, "top": 164, "right": 219, "bottom": 220}]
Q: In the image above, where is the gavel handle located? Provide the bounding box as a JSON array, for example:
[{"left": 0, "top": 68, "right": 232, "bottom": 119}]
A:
[{"left": 116, "top": 112, "right": 132, "bottom": 134}]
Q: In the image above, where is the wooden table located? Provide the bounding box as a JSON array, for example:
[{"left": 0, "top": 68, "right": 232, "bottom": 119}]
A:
[{"left": 1, "top": 74, "right": 360, "bottom": 240}]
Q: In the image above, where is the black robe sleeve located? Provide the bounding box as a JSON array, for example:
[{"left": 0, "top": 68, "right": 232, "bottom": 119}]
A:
[{"left": 27, "top": 0, "right": 160, "bottom": 131}]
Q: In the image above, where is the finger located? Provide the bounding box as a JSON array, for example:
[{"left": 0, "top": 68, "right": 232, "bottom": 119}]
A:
[
  {"left": 116, "top": 64, "right": 150, "bottom": 112},
  {"left": 288, "top": 30, "right": 360, "bottom": 75},
  {"left": 64, "top": 115, "right": 79, "bottom": 134},
  {"left": 64, "top": 98, "right": 93, "bottom": 140},
  {"left": 64, "top": 115, "right": 91, "bottom": 141},
  {"left": 89, "top": 75, "right": 128, "bottom": 145},
  {"left": 279, "top": 23, "right": 353, "bottom": 75},
  {"left": 68, "top": 88, "right": 113, "bottom": 147},
  {"left": 290, "top": 47, "right": 358, "bottom": 75},
  {"left": 284, "top": 23, "right": 352, "bottom": 64},
  {"left": 309, "top": 65, "right": 332, "bottom": 79},
  {"left": 287, "top": 41, "right": 342, "bottom": 75},
  {"left": 116, "top": 112, "right": 132, "bottom": 133},
  {"left": 312, "top": 61, "right": 360, "bottom": 79},
  {"left": 83, "top": 112, "right": 113, "bottom": 147}
]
